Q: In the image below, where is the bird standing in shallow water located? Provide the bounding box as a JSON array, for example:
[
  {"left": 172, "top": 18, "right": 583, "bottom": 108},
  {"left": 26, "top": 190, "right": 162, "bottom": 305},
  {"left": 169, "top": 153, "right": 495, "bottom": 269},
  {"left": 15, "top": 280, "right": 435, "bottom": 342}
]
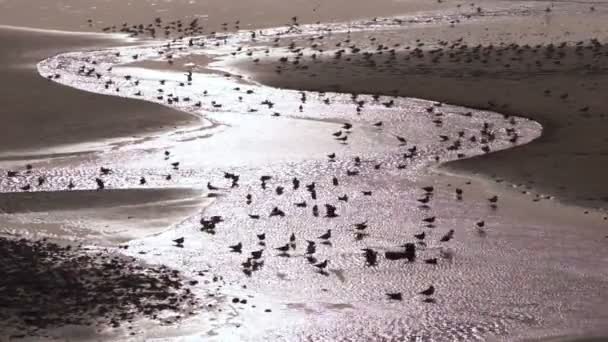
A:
[
  {"left": 314, "top": 259, "right": 328, "bottom": 269},
  {"left": 318, "top": 229, "right": 331, "bottom": 240},
  {"left": 439, "top": 229, "right": 454, "bottom": 242},
  {"left": 229, "top": 242, "right": 242, "bottom": 253},
  {"left": 363, "top": 248, "right": 378, "bottom": 266},
  {"left": 173, "top": 237, "right": 184, "bottom": 247},
  {"left": 386, "top": 292, "right": 402, "bottom": 301},
  {"left": 419, "top": 285, "right": 435, "bottom": 296}
]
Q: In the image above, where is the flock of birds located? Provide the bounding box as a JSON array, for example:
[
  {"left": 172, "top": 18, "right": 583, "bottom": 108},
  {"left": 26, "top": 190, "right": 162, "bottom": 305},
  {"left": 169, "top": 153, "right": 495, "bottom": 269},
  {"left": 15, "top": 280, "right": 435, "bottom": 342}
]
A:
[
  {"left": 7, "top": 14, "right": 569, "bottom": 307},
  {"left": 166, "top": 169, "right": 500, "bottom": 303},
  {"left": 5, "top": 10, "right": 604, "bottom": 332}
]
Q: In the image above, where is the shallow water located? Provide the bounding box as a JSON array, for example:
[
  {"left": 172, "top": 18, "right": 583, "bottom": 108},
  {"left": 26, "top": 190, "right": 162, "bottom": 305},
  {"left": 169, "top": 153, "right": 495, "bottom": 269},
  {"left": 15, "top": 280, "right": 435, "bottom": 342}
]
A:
[{"left": 2, "top": 7, "right": 608, "bottom": 342}]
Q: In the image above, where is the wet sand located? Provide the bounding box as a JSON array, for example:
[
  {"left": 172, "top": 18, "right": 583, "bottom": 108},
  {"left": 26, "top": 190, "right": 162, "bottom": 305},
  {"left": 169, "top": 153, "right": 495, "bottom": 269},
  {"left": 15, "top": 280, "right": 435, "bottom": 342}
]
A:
[
  {"left": 229, "top": 8, "right": 608, "bottom": 209},
  {"left": 0, "top": 0, "right": 455, "bottom": 34},
  {"left": 0, "top": 26, "right": 199, "bottom": 155},
  {"left": 0, "top": 26, "right": 209, "bottom": 244},
  {"left": 0, "top": 0, "right": 607, "bottom": 341}
]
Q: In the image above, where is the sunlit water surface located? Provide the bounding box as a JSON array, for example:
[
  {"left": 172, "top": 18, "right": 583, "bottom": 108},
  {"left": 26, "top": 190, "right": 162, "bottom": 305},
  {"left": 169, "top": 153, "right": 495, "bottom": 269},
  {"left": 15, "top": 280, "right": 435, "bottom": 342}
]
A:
[{"left": 1, "top": 10, "right": 606, "bottom": 342}]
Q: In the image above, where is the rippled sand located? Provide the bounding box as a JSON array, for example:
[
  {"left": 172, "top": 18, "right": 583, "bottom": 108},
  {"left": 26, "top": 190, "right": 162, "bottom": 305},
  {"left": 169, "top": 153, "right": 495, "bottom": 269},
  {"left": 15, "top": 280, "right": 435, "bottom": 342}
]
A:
[{"left": 1, "top": 0, "right": 608, "bottom": 341}]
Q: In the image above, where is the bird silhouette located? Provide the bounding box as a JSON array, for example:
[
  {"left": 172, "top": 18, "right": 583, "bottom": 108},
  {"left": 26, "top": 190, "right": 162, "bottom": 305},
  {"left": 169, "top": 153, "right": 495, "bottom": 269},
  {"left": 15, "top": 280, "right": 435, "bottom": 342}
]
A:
[
  {"left": 229, "top": 242, "right": 242, "bottom": 253},
  {"left": 318, "top": 230, "right": 332, "bottom": 240},
  {"left": 275, "top": 244, "right": 290, "bottom": 253},
  {"left": 422, "top": 216, "right": 436, "bottom": 223},
  {"left": 270, "top": 207, "right": 285, "bottom": 217},
  {"left": 313, "top": 259, "right": 328, "bottom": 269},
  {"left": 414, "top": 232, "right": 426, "bottom": 240},
  {"left": 419, "top": 285, "right": 435, "bottom": 296},
  {"left": 386, "top": 292, "right": 402, "bottom": 301},
  {"left": 439, "top": 229, "right": 455, "bottom": 242},
  {"left": 95, "top": 178, "right": 105, "bottom": 190},
  {"left": 363, "top": 248, "right": 378, "bottom": 266},
  {"left": 306, "top": 240, "right": 316, "bottom": 255},
  {"left": 354, "top": 221, "right": 368, "bottom": 230},
  {"left": 251, "top": 250, "right": 264, "bottom": 260}
]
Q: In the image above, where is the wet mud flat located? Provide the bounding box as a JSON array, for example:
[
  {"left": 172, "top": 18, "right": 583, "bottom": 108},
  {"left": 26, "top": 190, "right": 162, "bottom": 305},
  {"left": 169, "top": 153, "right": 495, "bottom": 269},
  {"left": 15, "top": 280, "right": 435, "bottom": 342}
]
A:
[{"left": 0, "top": 237, "right": 199, "bottom": 339}]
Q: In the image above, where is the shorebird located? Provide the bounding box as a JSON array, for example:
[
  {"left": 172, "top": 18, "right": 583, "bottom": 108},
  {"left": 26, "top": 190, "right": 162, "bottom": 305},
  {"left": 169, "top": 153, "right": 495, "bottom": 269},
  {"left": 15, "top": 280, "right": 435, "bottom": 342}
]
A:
[
  {"left": 229, "top": 242, "right": 242, "bottom": 253},
  {"left": 95, "top": 178, "right": 105, "bottom": 190},
  {"left": 362, "top": 248, "right": 378, "bottom": 266},
  {"left": 306, "top": 240, "right": 316, "bottom": 255},
  {"left": 439, "top": 229, "right": 455, "bottom": 242},
  {"left": 313, "top": 259, "right": 328, "bottom": 269},
  {"left": 173, "top": 237, "right": 185, "bottom": 247},
  {"left": 270, "top": 207, "right": 285, "bottom": 217},
  {"left": 325, "top": 204, "right": 338, "bottom": 217},
  {"left": 318, "top": 229, "right": 332, "bottom": 240},
  {"left": 424, "top": 258, "right": 438, "bottom": 265},
  {"left": 289, "top": 233, "right": 296, "bottom": 249},
  {"left": 385, "top": 243, "right": 416, "bottom": 262},
  {"left": 386, "top": 292, "right": 402, "bottom": 301},
  {"left": 422, "top": 216, "right": 436, "bottom": 224},
  {"left": 275, "top": 243, "right": 290, "bottom": 253},
  {"left": 414, "top": 232, "right": 426, "bottom": 241},
  {"left": 419, "top": 285, "right": 435, "bottom": 296},
  {"left": 354, "top": 221, "right": 368, "bottom": 230}
]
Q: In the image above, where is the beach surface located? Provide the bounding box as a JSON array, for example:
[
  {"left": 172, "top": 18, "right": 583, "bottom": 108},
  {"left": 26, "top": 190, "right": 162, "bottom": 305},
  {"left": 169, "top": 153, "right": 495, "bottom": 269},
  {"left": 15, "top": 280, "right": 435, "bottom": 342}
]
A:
[{"left": 0, "top": 0, "right": 607, "bottom": 341}]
